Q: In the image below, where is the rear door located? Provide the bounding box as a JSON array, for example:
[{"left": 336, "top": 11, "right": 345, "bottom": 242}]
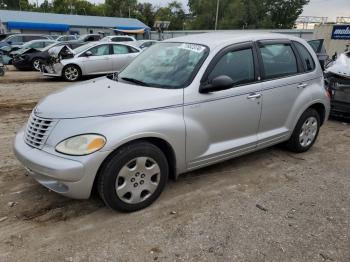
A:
[
  {"left": 256, "top": 40, "right": 312, "bottom": 148},
  {"left": 80, "top": 44, "right": 112, "bottom": 74},
  {"left": 111, "top": 44, "right": 139, "bottom": 71}
]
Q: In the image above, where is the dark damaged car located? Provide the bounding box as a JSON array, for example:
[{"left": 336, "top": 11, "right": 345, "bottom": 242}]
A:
[
  {"left": 324, "top": 51, "right": 350, "bottom": 118},
  {"left": 12, "top": 42, "right": 84, "bottom": 71}
]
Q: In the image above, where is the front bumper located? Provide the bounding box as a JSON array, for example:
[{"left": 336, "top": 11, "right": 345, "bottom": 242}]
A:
[
  {"left": 42, "top": 63, "right": 63, "bottom": 77},
  {"left": 13, "top": 129, "right": 109, "bottom": 199},
  {"left": 12, "top": 59, "right": 32, "bottom": 70}
]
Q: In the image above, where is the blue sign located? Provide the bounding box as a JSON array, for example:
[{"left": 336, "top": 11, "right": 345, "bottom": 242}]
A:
[{"left": 331, "top": 25, "right": 350, "bottom": 40}]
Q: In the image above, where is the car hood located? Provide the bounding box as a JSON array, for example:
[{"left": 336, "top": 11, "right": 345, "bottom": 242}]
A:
[
  {"left": 35, "top": 77, "right": 184, "bottom": 119},
  {"left": 48, "top": 45, "right": 75, "bottom": 58},
  {"left": 11, "top": 47, "right": 39, "bottom": 56}
]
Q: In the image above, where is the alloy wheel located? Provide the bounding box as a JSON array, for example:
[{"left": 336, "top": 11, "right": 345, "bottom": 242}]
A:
[
  {"left": 33, "top": 59, "right": 41, "bottom": 71},
  {"left": 299, "top": 116, "right": 318, "bottom": 147},
  {"left": 64, "top": 66, "right": 79, "bottom": 81}
]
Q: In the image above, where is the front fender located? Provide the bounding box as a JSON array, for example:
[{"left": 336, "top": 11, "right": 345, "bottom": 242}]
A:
[{"left": 45, "top": 106, "right": 186, "bottom": 174}]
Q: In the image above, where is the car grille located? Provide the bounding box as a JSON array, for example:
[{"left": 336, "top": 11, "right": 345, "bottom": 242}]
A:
[{"left": 24, "top": 112, "right": 56, "bottom": 149}]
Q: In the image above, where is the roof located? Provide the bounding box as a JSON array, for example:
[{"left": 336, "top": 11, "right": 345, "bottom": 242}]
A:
[
  {"left": 0, "top": 9, "right": 149, "bottom": 29},
  {"left": 165, "top": 32, "right": 302, "bottom": 50}
]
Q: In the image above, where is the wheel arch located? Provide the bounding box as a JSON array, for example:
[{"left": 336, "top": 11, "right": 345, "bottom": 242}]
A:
[
  {"left": 308, "top": 103, "right": 326, "bottom": 126},
  {"left": 92, "top": 137, "right": 178, "bottom": 196}
]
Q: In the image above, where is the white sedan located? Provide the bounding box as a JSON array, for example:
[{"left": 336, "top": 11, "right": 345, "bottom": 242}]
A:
[{"left": 42, "top": 42, "right": 141, "bottom": 81}]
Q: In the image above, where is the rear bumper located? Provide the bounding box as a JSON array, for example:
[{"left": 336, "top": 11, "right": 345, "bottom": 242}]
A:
[
  {"left": 330, "top": 100, "right": 350, "bottom": 116},
  {"left": 13, "top": 129, "right": 110, "bottom": 199}
]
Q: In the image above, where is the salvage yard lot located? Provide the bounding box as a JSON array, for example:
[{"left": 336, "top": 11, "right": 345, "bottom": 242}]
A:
[{"left": 0, "top": 68, "right": 350, "bottom": 262}]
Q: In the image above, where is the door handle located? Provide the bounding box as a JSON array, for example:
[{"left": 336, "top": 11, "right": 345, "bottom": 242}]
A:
[
  {"left": 297, "top": 83, "right": 308, "bottom": 89},
  {"left": 247, "top": 93, "right": 261, "bottom": 99}
]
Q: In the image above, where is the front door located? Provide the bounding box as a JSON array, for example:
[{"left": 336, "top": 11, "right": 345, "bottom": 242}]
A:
[
  {"left": 185, "top": 43, "right": 263, "bottom": 170},
  {"left": 80, "top": 44, "right": 112, "bottom": 75}
]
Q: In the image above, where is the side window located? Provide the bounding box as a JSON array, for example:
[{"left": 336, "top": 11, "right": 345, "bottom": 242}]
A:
[
  {"left": 128, "top": 46, "right": 139, "bottom": 53},
  {"left": 259, "top": 43, "right": 298, "bottom": 79},
  {"left": 87, "top": 44, "right": 110, "bottom": 56},
  {"left": 25, "top": 35, "right": 43, "bottom": 41},
  {"left": 294, "top": 42, "right": 315, "bottom": 72},
  {"left": 44, "top": 42, "right": 53, "bottom": 47},
  {"left": 112, "top": 44, "right": 129, "bottom": 54},
  {"left": 9, "top": 35, "right": 23, "bottom": 43},
  {"left": 31, "top": 42, "right": 43, "bottom": 48},
  {"left": 208, "top": 48, "right": 255, "bottom": 85},
  {"left": 86, "top": 36, "right": 94, "bottom": 41}
]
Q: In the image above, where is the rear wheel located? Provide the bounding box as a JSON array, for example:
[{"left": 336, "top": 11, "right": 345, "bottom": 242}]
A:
[
  {"left": 286, "top": 108, "right": 320, "bottom": 153},
  {"left": 98, "top": 142, "right": 168, "bottom": 212},
  {"left": 62, "top": 64, "right": 81, "bottom": 81}
]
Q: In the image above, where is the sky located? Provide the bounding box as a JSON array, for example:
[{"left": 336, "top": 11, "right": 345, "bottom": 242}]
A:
[{"left": 30, "top": 0, "right": 350, "bottom": 22}]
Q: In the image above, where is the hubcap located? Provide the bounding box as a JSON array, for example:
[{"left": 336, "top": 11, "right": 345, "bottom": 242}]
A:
[
  {"left": 65, "top": 67, "right": 78, "bottom": 80},
  {"left": 33, "top": 60, "right": 40, "bottom": 71},
  {"left": 116, "top": 157, "right": 160, "bottom": 204},
  {"left": 299, "top": 116, "right": 318, "bottom": 147}
]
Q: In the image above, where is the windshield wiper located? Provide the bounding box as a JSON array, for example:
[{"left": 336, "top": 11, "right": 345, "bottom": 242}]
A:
[{"left": 121, "top": 77, "right": 149, "bottom": 86}]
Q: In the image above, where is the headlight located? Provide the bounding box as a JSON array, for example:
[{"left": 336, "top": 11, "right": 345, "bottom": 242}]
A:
[{"left": 56, "top": 134, "right": 106, "bottom": 156}]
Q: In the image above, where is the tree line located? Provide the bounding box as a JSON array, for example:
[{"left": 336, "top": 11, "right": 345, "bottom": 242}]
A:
[{"left": 0, "top": 0, "right": 309, "bottom": 30}]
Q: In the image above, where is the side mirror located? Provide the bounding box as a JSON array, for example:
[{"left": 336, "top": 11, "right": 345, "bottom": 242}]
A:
[
  {"left": 199, "top": 75, "right": 234, "bottom": 93},
  {"left": 85, "top": 51, "right": 92, "bottom": 57},
  {"left": 7, "top": 41, "right": 12, "bottom": 45}
]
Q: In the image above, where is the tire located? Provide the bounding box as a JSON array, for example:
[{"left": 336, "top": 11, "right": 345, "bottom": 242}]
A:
[
  {"left": 98, "top": 142, "right": 169, "bottom": 212},
  {"left": 32, "top": 58, "right": 43, "bottom": 71},
  {"left": 62, "top": 64, "right": 81, "bottom": 81},
  {"left": 286, "top": 108, "right": 320, "bottom": 153}
]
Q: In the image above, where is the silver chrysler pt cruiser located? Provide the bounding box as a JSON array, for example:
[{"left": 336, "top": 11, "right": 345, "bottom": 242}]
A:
[{"left": 14, "top": 33, "right": 330, "bottom": 212}]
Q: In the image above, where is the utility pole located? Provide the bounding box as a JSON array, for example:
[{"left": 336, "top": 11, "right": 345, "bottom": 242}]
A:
[{"left": 215, "top": 0, "right": 220, "bottom": 30}]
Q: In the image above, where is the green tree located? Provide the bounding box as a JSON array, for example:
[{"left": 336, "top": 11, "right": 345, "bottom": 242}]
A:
[
  {"left": 188, "top": 0, "right": 309, "bottom": 29},
  {"left": 155, "top": 1, "right": 186, "bottom": 30},
  {"left": 0, "top": 0, "right": 34, "bottom": 10},
  {"left": 105, "top": 0, "right": 137, "bottom": 17},
  {"left": 134, "top": 3, "right": 156, "bottom": 28}
]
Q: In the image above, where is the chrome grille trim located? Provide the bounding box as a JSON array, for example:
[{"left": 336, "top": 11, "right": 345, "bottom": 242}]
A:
[{"left": 24, "top": 112, "right": 57, "bottom": 149}]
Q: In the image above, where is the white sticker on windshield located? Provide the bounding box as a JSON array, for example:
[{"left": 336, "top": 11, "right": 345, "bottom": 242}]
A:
[{"left": 178, "top": 43, "right": 205, "bottom": 53}]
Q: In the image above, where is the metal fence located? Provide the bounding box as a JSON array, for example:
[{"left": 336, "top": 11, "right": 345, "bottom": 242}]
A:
[{"left": 149, "top": 29, "right": 314, "bottom": 41}]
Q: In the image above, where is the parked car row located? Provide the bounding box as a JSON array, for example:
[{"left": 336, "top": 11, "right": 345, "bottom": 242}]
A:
[
  {"left": 0, "top": 32, "right": 158, "bottom": 77},
  {"left": 42, "top": 42, "right": 141, "bottom": 81}
]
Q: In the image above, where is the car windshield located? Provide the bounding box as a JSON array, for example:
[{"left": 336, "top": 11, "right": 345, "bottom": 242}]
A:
[
  {"left": 73, "top": 42, "right": 98, "bottom": 54},
  {"left": 118, "top": 42, "right": 208, "bottom": 89},
  {"left": 42, "top": 42, "right": 60, "bottom": 51},
  {"left": 100, "top": 36, "right": 110, "bottom": 41}
]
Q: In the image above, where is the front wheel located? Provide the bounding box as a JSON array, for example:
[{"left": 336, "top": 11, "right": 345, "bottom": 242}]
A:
[
  {"left": 32, "top": 58, "right": 43, "bottom": 71},
  {"left": 62, "top": 64, "right": 81, "bottom": 81},
  {"left": 98, "top": 142, "right": 169, "bottom": 212},
  {"left": 286, "top": 108, "right": 320, "bottom": 153}
]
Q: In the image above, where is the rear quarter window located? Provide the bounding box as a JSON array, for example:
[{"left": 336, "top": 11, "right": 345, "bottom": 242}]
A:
[{"left": 293, "top": 41, "right": 316, "bottom": 72}]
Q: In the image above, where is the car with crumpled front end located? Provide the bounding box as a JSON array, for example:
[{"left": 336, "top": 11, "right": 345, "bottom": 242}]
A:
[{"left": 41, "top": 41, "right": 141, "bottom": 81}]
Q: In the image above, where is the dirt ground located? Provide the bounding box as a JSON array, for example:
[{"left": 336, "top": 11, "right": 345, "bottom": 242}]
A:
[{"left": 0, "top": 67, "right": 350, "bottom": 262}]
